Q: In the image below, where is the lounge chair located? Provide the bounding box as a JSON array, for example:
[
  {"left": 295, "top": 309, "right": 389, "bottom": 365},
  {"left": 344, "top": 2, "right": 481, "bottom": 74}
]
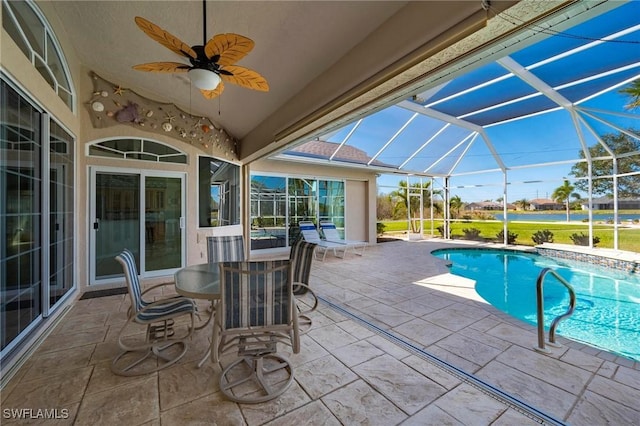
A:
[
  {"left": 319, "top": 220, "right": 367, "bottom": 256},
  {"left": 298, "top": 221, "right": 347, "bottom": 261}
]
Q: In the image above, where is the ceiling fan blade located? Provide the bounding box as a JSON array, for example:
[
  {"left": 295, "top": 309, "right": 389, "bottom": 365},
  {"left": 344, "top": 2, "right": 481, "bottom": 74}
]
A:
[
  {"left": 134, "top": 17, "right": 197, "bottom": 59},
  {"left": 204, "top": 33, "right": 255, "bottom": 66},
  {"left": 200, "top": 81, "right": 225, "bottom": 99},
  {"left": 220, "top": 65, "right": 269, "bottom": 92},
  {"left": 132, "top": 62, "right": 191, "bottom": 73}
]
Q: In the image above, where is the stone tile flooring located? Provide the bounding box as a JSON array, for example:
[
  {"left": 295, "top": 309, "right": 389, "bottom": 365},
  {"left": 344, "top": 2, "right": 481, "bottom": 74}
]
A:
[{"left": 2, "top": 240, "right": 639, "bottom": 425}]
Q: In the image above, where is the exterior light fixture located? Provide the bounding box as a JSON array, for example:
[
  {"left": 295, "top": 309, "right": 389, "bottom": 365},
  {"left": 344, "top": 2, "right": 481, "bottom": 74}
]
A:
[{"left": 188, "top": 69, "right": 221, "bottom": 90}]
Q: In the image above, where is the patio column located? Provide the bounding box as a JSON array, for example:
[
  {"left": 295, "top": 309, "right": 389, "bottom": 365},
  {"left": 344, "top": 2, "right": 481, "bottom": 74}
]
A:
[
  {"left": 419, "top": 177, "right": 424, "bottom": 238},
  {"left": 613, "top": 158, "right": 619, "bottom": 250},
  {"left": 443, "top": 176, "right": 450, "bottom": 240},
  {"left": 503, "top": 170, "right": 508, "bottom": 245},
  {"left": 406, "top": 175, "right": 411, "bottom": 237},
  {"left": 430, "top": 177, "right": 434, "bottom": 237},
  {"left": 587, "top": 162, "right": 594, "bottom": 249}
]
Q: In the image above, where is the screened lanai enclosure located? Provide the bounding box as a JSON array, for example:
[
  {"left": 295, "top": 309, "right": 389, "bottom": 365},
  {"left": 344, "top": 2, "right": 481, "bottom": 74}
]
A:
[{"left": 274, "top": 1, "right": 640, "bottom": 250}]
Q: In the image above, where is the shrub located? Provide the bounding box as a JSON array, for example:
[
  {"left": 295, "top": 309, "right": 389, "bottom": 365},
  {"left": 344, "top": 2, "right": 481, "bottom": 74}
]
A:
[
  {"left": 531, "top": 229, "right": 554, "bottom": 244},
  {"left": 461, "top": 215, "right": 472, "bottom": 223},
  {"left": 462, "top": 227, "right": 481, "bottom": 240},
  {"left": 436, "top": 225, "right": 449, "bottom": 238},
  {"left": 376, "top": 222, "right": 386, "bottom": 235},
  {"left": 570, "top": 232, "right": 600, "bottom": 246},
  {"left": 496, "top": 229, "right": 518, "bottom": 244}
]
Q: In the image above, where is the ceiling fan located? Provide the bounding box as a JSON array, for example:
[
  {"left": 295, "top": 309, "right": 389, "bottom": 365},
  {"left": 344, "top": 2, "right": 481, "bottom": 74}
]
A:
[{"left": 132, "top": 0, "right": 269, "bottom": 99}]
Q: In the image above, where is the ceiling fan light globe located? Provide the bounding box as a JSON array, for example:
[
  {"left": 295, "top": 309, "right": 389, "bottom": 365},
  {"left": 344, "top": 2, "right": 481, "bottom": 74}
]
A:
[{"left": 189, "top": 69, "right": 221, "bottom": 90}]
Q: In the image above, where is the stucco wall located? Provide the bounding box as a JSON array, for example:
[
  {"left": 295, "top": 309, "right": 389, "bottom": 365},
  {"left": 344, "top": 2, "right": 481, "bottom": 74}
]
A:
[
  {"left": 2, "top": 3, "right": 378, "bottom": 297},
  {"left": 250, "top": 158, "right": 377, "bottom": 244}
]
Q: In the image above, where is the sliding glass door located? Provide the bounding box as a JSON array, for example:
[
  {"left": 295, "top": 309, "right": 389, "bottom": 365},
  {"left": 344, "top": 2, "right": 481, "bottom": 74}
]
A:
[
  {"left": 1, "top": 78, "right": 75, "bottom": 356},
  {"left": 90, "top": 168, "right": 184, "bottom": 284}
]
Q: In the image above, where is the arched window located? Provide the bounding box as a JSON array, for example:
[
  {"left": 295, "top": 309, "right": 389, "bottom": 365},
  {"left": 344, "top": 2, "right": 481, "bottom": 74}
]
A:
[
  {"left": 2, "top": 0, "right": 75, "bottom": 110},
  {"left": 88, "top": 138, "right": 187, "bottom": 164}
]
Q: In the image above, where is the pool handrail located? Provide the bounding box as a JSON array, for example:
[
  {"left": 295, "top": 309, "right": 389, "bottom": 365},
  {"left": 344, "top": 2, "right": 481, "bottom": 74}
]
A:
[{"left": 535, "top": 267, "right": 577, "bottom": 353}]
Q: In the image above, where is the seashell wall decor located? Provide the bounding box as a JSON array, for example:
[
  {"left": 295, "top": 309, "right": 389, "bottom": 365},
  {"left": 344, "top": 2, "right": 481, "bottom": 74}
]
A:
[{"left": 86, "top": 72, "right": 238, "bottom": 160}]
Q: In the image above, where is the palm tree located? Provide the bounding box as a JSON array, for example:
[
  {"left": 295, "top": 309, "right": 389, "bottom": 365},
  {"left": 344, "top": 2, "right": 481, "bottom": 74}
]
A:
[
  {"left": 449, "top": 195, "right": 463, "bottom": 219},
  {"left": 619, "top": 79, "right": 640, "bottom": 110},
  {"left": 515, "top": 198, "right": 529, "bottom": 210},
  {"left": 552, "top": 180, "right": 580, "bottom": 222}
]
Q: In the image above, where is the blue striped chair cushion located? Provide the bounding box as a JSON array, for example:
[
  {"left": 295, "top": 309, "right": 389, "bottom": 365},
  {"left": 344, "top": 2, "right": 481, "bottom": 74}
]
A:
[
  {"left": 289, "top": 240, "right": 316, "bottom": 295},
  {"left": 116, "top": 249, "right": 147, "bottom": 312},
  {"left": 135, "top": 297, "right": 196, "bottom": 322},
  {"left": 207, "top": 235, "right": 245, "bottom": 263},
  {"left": 221, "top": 260, "right": 291, "bottom": 329}
]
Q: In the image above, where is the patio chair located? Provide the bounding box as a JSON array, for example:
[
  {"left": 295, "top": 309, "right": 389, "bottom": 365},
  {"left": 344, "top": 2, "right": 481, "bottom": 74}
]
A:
[
  {"left": 212, "top": 260, "right": 300, "bottom": 403},
  {"left": 289, "top": 239, "right": 319, "bottom": 333},
  {"left": 206, "top": 235, "right": 245, "bottom": 263},
  {"left": 319, "top": 220, "right": 367, "bottom": 256},
  {"left": 112, "top": 249, "right": 197, "bottom": 376},
  {"left": 205, "top": 235, "right": 246, "bottom": 319},
  {"left": 298, "top": 221, "right": 347, "bottom": 261}
]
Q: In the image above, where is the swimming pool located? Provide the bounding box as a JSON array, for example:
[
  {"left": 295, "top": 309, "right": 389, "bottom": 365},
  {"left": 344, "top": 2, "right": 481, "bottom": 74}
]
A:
[{"left": 432, "top": 248, "right": 640, "bottom": 362}]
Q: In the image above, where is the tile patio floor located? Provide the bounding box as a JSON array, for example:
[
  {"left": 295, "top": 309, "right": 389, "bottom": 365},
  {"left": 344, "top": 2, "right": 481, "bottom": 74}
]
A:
[{"left": 2, "top": 239, "right": 639, "bottom": 425}]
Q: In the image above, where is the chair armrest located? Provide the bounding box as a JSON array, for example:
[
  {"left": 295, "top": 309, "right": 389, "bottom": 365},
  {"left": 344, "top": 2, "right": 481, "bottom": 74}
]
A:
[{"left": 292, "top": 282, "right": 318, "bottom": 316}]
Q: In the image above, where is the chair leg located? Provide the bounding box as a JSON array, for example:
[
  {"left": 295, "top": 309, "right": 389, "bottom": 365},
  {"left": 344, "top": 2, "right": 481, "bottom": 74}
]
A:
[
  {"left": 297, "top": 314, "right": 312, "bottom": 334},
  {"left": 219, "top": 353, "right": 294, "bottom": 404},
  {"left": 111, "top": 340, "right": 188, "bottom": 376},
  {"left": 111, "top": 316, "right": 193, "bottom": 376}
]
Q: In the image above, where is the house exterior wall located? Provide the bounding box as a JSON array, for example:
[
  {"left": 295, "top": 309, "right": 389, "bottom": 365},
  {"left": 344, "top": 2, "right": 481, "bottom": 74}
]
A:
[
  {"left": 1, "top": 1, "right": 380, "bottom": 376},
  {"left": 250, "top": 159, "right": 377, "bottom": 244},
  {"left": 2, "top": 19, "right": 379, "bottom": 297}
]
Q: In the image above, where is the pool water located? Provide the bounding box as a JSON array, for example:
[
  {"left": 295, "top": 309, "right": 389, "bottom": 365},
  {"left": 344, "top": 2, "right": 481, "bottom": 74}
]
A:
[{"left": 433, "top": 248, "right": 640, "bottom": 361}]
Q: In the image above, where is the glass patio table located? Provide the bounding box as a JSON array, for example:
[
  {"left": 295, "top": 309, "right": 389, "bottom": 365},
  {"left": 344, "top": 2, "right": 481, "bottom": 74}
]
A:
[
  {"left": 174, "top": 263, "right": 220, "bottom": 367},
  {"left": 174, "top": 263, "right": 220, "bottom": 301}
]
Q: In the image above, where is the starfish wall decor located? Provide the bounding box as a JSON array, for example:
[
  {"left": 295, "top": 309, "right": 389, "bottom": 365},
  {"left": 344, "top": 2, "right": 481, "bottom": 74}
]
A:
[{"left": 86, "top": 72, "right": 238, "bottom": 160}]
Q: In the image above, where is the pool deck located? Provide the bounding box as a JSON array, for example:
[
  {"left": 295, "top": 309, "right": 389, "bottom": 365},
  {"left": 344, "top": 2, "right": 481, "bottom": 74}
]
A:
[{"left": 2, "top": 239, "right": 639, "bottom": 425}]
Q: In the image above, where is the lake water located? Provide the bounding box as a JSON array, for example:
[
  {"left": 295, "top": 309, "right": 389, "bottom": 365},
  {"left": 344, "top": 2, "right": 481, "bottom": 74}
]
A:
[{"left": 493, "top": 213, "right": 640, "bottom": 222}]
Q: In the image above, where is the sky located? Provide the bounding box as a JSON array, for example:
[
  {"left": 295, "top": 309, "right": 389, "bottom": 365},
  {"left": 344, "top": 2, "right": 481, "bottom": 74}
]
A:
[{"left": 320, "top": 1, "right": 640, "bottom": 203}]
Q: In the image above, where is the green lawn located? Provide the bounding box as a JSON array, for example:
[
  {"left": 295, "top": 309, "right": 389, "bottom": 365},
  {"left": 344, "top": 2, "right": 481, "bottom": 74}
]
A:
[{"left": 379, "top": 219, "right": 640, "bottom": 253}]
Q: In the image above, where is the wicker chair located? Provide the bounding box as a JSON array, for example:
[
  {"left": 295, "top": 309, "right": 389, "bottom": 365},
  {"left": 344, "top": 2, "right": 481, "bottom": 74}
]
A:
[
  {"left": 112, "top": 249, "right": 196, "bottom": 376},
  {"left": 212, "top": 260, "right": 299, "bottom": 403}
]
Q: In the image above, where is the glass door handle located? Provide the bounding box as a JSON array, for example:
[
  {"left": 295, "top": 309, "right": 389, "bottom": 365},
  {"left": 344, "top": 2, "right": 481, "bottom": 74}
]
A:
[
  {"left": 93, "top": 218, "right": 100, "bottom": 231},
  {"left": 180, "top": 217, "right": 185, "bottom": 229}
]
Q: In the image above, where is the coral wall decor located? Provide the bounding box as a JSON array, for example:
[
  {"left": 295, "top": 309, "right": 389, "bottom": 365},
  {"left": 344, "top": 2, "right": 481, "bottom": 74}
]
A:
[{"left": 86, "top": 72, "right": 238, "bottom": 160}]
